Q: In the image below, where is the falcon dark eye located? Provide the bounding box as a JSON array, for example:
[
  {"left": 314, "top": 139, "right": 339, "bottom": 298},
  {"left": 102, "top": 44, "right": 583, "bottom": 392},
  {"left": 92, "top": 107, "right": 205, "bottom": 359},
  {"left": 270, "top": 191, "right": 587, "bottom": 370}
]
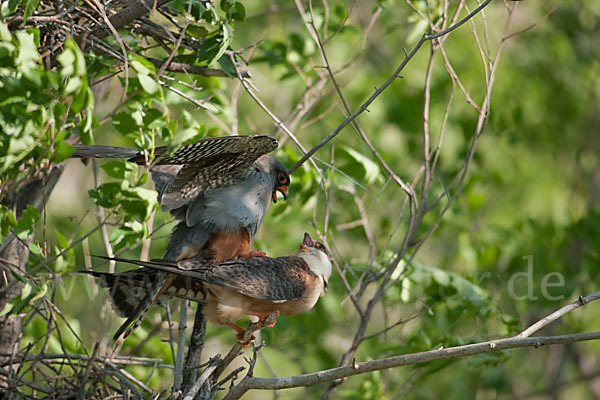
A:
[{"left": 277, "top": 172, "right": 288, "bottom": 185}]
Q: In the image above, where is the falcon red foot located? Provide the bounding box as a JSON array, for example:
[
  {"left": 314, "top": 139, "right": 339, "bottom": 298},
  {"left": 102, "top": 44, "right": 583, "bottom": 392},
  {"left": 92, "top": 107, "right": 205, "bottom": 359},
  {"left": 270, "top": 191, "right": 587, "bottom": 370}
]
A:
[
  {"left": 228, "top": 323, "right": 255, "bottom": 347},
  {"left": 252, "top": 311, "right": 280, "bottom": 329}
]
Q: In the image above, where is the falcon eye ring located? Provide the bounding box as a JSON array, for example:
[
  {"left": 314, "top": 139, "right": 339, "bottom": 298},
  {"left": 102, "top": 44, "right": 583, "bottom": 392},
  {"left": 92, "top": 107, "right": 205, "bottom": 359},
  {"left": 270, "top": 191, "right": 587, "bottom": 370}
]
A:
[{"left": 277, "top": 172, "right": 288, "bottom": 185}]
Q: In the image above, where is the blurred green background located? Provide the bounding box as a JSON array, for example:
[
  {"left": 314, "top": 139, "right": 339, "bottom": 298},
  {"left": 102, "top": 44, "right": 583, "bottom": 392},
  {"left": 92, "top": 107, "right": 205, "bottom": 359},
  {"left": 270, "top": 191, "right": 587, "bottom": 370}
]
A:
[{"left": 2, "top": 0, "right": 600, "bottom": 398}]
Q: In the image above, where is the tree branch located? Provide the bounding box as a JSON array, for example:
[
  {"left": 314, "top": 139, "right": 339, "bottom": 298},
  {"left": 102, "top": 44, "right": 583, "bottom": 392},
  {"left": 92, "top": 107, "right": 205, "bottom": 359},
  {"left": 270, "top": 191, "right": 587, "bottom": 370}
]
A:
[
  {"left": 516, "top": 291, "right": 600, "bottom": 338},
  {"left": 221, "top": 289, "right": 600, "bottom": 399},
  {"left": 91, "top": 0, "right": 171, "bottom": 41},
  {"left": 224, "top": 332, "right": 600, "bottom": 399},
  {"left": 287, "top": 0, "right": 494, "bottom": 175},
  {"left": 149, "top": 58, "right": 251, "bottom": 78}
]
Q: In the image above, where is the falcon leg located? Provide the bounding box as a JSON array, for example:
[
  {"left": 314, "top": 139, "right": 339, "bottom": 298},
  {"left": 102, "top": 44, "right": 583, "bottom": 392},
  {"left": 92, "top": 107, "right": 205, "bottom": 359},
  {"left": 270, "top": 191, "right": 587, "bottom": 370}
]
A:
[
  {"left": 240, "top": 250, "right": 267, "bottom": 259},
  {"left": 228, "top": 323, "right": 255, "bottom": 347},
  {"left": 250, "top": 311, "right": 280, "bottom": 329}
]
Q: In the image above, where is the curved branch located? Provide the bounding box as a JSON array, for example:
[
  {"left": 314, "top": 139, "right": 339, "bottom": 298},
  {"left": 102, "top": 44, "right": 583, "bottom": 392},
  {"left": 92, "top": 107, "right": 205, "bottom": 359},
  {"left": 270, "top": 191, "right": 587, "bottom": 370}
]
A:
[
  {"left": 222, "top": 290, "right": 600, "bottom": 399},
  {"left": 224, "top": 332, "right": 600, "bottom": 399}
]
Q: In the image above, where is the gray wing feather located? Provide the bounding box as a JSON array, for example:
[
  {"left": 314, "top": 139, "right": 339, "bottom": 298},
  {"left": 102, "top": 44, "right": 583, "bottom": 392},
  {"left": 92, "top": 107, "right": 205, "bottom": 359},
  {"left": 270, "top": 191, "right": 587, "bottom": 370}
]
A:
[
  {"left": 204, "top": 256, "right": 309, "bottom": 301},
  {"left": 159, "top": 135, "right": 278, "bottom": 211},
  {"left": 158, "top": 135, "right": 277, "bottom": 165},
  {"left": 97, "top": 256, "right": 310, "bottom": 302},
  {"left": 150, "top": 165, "right": 183, "bottom": 202}
]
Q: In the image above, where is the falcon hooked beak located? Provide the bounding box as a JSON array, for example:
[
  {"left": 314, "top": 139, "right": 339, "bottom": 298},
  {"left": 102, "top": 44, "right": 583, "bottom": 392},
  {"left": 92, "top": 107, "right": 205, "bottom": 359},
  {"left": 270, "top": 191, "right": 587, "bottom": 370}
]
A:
[
  {"left": 272, "top": 186, "right": 289, "bottom": 203},
  {"left": 271, "top": 168, "right": 290, "bottom": 203}
]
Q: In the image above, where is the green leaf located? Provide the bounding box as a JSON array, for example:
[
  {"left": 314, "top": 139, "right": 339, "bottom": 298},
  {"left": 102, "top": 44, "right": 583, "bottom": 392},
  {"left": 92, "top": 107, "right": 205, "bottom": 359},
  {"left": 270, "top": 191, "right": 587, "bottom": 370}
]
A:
[
  {"left": 21, "top": 205, "right": 39, "bottom": 225},
  {"left": 29, "top": 280, "right": 47, "bottom": 303},
  {"left": 58, "top": 39, "right": 87, "bottom": 83},
  {"left": 113, "top": 112, "right": 139, "bottom": 134},
  {"left": 21, "top": 281, "right": 32, "bottom": 299},
  {"left": 52, "top": 138, "right": 75, "bottom": 163},
  {"left": 138, "top": 171, "right": 149, "bottom": 185},
  {"left": 138, "top": 73, "right": 160, "bottom": 94},
  {"left": 196, "top": 23, "right": 232, "bottom": 65},
  {"left": 6, "top": 210, "right": 17, "bottom": 227},
  {"left": 100, "top": 160, "right": 137, "bottom": 179},
  {"left": 1, "top": 1, "right": 20, "bottom": 18},
  {"left": 171, "top": 127, "right": 203, "bottom": 149},
  {"left": 12, "top": 205, "right": 39, "bottom": 238},
  {"left": 217, "top": 54, "right": 236, "bottom": 77},
  {"left": 28, "top": 242, "right": 42, "bottom": 256},
  {"left": 121, "top": 186, "right": 157, "bottom": 221},
  {"left": 227, "top": 2, "right": 245, "bottom": 21},
  {"left": 220, "top": 0, "right": 234, "bottom": 12},
  {"left": 0, "top": 277, "right": 43, "bottom": 317},
  {"left": 22, "top": 0, "right": 41, "bottom": 23},
  {"left": 110, "top": 221, "right": 146, "bottom": 252},
  {"left": 339, "top": 146, "right": 383, "bottom": 185},
  {"left": 58, "top": 39, "right": 92, "bottom": 114},
  {"left": 186, "top": 24, "right": 209, "bottom": 39},
  {"left": 15, "top": 31, "right": 39, "bottom": 74},
  {"left": 130, "top": 54, "right": 159, "bottom": 94},
  {"left": 88, "top": 182, "right": 127, "bottom": 208},
  {"left": 54, "top": 231, "right": 69, "bottom": 249},
  {"left": 143, "top": 108, "right": 165, "bottom": 130},
  {"left": 130, "top": 54, "right": 157, "bottom": 75}
]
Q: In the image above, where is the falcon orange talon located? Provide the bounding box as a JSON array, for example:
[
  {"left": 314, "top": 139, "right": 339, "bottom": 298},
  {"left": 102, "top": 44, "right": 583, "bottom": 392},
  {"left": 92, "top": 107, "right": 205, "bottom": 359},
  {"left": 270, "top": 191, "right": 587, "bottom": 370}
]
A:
[
  {"left": 236, "top": 333, "right": 256, "bottom": 347},
  {"left": 251, "top": 311, "right": 279, "bottom": 329},
  {"left": 263, "top": 318, "right": 277, "bottom": 329}
]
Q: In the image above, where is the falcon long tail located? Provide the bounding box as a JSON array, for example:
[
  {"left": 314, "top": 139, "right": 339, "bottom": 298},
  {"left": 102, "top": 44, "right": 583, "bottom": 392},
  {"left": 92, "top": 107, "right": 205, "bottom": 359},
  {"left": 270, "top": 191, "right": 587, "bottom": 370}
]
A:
[
  {"left": 112, "top": 271, "right": 172, "bottom": 340},
  {"left": 87, "top": 256, "right": 204, "bottom": 340},
  {"left": 81, "top": 269, "right": 158, "bottom": 318},
  {"left": 91, "top": 256, "right": 178, "bottom": 340}
]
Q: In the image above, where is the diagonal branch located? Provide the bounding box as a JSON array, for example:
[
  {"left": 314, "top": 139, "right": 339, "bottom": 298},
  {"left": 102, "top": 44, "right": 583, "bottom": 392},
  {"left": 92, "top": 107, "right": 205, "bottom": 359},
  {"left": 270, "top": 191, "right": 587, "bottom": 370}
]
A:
[
  {"left": 516, "top": 291, "right": 600, "bottom": 339},
  {"left": 222, "top": 289, "right": 600, "bottom": 399},
  {"left": 287, "top": 0, "right": 494, "bottom": 175},
  {"left": 224, "top": 332, "right": 600, "bottom": 399}
]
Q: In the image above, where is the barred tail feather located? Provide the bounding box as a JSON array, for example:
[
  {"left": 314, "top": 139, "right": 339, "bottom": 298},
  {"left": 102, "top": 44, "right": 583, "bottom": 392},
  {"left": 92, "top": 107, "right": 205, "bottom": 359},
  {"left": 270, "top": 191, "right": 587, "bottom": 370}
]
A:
[
  {"left": 83, "top": 257, "right": 209, "bottom": 340},
  {"left": 82, "top": 270, "right": 156, "bottom": 317},
  {"left": 112, "top": 271, "right": 172, "bottom": 340}
]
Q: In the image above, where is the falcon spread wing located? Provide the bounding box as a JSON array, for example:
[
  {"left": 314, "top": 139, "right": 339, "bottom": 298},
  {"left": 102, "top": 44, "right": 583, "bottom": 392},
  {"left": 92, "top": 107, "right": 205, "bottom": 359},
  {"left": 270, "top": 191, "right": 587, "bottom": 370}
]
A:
[
  {"left": 74, "top": 135, "right": 280, "bottom": 212},
  {"left": 150, "top": 135, "right": 278, "bottom": 211}
]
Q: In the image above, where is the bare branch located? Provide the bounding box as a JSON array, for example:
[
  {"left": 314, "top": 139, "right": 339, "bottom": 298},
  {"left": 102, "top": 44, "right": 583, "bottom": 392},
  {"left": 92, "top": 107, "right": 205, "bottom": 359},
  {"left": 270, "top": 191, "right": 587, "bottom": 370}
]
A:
[
  {"left": 288, "top": 0, "right": 494, "bottom": 177},
  {"left": 517, "top": 291, "right": 600, "bottom": 338},
  {"left": 224, "top": 331, "right": 600, "bottom": 399}
]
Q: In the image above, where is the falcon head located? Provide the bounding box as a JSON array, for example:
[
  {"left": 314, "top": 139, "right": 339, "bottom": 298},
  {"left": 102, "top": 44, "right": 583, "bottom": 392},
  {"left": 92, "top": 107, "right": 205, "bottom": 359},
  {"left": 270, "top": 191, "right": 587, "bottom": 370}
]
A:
[
  {"left": 300, "top": 232, "right": 330, "bottom": 256},
  {"left": 298, "top": 232, "right": 332, "bottom": 295},
  {"left": 257, "top": 156, "right": 290, "bottom": 203}
]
